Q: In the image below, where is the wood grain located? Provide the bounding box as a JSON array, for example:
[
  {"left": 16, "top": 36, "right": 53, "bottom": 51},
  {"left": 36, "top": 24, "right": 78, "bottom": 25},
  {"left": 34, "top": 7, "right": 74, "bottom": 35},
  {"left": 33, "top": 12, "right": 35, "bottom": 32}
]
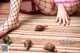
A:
[{"left": 0, "top": 2, "right": 80, "bottom": 53}]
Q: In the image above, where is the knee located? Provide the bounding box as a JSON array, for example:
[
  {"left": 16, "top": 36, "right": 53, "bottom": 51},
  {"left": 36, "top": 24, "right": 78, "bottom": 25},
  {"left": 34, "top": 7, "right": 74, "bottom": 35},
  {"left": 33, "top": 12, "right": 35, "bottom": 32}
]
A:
[
  {"left": 65, "top": 6, "right": 77, "bottom": 15},
  {"left": 40, "top": 6, "right": 57, "bottom": 16},
  {"left": 63, "top": 0, "right": 79, "bottom": 15}
]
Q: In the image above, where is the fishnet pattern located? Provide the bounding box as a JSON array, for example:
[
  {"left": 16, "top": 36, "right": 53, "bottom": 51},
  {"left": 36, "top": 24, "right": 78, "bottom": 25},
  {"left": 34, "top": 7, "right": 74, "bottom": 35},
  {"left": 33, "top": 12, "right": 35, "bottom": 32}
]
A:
[
  {"left": 0, "top": 0, "right": 22, "bottom": 38},
  {"left": 33, "top": 0, "right": 57, "bottom": 15},
  {"left": 76, "top": 0, "right": 80, "bottom": 13},
  {"left": 63, "top": 0, "right": 80, "bottom": 15},
  {"left": 33, "top": 0, "right": 80, "bottom": 15}
]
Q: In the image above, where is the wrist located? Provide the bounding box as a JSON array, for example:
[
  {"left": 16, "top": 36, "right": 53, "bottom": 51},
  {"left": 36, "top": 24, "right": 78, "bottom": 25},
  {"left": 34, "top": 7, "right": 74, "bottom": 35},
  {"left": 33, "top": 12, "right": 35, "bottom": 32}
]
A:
[
  {"left": 57, "top": 4, "right": 65, "bottom": 10},
  {"left": 57, "top": 4, "right": 64, "bottom": 7}
]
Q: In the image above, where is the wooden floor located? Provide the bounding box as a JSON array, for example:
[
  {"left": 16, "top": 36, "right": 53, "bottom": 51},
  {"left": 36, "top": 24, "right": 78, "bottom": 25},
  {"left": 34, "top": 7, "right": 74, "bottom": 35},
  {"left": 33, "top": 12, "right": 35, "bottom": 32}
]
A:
[{"left": 0, "top": 2, "right": 80, "bottom": 53}]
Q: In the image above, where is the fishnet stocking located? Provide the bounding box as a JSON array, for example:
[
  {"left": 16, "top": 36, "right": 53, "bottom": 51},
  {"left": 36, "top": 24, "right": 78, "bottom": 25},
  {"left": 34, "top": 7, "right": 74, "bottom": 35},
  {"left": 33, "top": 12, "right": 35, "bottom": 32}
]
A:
[
  {"left": 0, "top": 0, "right": 79, "bottom": 38},
  {"left": 33, "top": 0, "right": 80, "bottom": 15},
  {"left": 0, "top": 0, "right": 22, "bottom": 38},
  {"left": 33, "top": 0, "right": 57, "bottom": 15},
  {"left": 75, "top": 0, "right": 80, "bottom": 15}
]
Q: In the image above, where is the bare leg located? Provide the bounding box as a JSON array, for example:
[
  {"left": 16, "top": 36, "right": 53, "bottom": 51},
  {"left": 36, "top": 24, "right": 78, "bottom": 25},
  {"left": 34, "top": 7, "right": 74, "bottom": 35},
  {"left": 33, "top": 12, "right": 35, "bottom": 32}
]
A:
[{"left": 0, "top": 0, "right": 22, "bottom": 38}]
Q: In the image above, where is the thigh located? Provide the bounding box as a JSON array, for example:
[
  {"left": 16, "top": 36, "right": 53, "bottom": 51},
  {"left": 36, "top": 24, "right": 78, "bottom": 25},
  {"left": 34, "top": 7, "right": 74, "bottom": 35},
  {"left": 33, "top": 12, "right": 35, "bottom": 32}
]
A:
[
  {"left": 33, "top": 0, "right": 57, "bottom": 15},
  {"left": 63, "top": 0, "right": 79, "bottom": 15},
  {"left": 75, "top": 0, "right": 80, "bottom": 15}
]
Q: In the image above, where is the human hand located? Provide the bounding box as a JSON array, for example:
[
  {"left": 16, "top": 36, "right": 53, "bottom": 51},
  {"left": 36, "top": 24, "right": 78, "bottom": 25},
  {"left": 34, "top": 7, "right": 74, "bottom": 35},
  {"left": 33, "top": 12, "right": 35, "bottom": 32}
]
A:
[{"left": 56, "top": 4, "right": 70, "bottom": 26}]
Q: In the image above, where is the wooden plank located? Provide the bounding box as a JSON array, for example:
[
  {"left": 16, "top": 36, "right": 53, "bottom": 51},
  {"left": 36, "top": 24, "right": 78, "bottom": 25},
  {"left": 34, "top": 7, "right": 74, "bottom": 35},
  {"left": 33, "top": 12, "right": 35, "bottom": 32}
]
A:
[
  {"left": 5, "top": 50, "right": 80, "bottom": 53},
  {"left": 0, "top": 2, "right": 80, "bottom": 53}
]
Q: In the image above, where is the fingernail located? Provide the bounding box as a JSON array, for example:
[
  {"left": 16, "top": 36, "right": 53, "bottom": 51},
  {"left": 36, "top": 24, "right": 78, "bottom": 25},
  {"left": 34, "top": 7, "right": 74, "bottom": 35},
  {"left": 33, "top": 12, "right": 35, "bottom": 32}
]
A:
[
  {"left": 59, "top": 23, "right": 61, "bottom": 25},
  {"left": 68, "top": 23, "right": 70, "bottom": 25},
  {"left": 64, "top": 24, "right": 66, "bottom": 26}
]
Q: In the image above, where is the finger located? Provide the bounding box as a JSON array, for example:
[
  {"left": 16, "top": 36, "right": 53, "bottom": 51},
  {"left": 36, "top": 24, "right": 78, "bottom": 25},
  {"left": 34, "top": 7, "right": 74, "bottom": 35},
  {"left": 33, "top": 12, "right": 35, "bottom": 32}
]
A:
[
  {"left": 68, "top": 21, "right": 70, "bottom": 25},
  {"left": 67, "top": 16, "right": 71, "bottom": 21},
  {"left": 56, "top": 17, "right": 58, "bottom": 23},
  {"left": 58, "top": 17, "right": 62, "bottom": 25},
  {"left": 62, "top": 17, "right": 66, "bottom": 26},
  {"left": 67, "top": 16, "right": 70, "bottom": 25},
  {"left": 65, "top": 17, "right": 69, "bottom": 25}
]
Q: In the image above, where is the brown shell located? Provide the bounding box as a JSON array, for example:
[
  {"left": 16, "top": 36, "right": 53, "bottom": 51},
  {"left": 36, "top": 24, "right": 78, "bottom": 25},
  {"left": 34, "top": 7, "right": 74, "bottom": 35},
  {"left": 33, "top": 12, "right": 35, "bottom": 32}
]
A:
[
  {"left": 43, "top": 43, "right": 55, "bottom": 52},
  {"left": 24, "top": 39, "right": 32, "bottom": 50},
  {"left": 35, "top": 25, "right": 45, "bottom": 31}
]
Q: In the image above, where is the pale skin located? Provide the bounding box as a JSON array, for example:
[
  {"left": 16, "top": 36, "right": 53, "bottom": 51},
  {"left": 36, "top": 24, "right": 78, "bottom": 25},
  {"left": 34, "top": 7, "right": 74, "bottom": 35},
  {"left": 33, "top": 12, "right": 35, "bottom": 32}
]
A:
[
  {"left": 0, "top": 0, "right": 79, "bottom": 38},
  {"left": 55, "top": 0, "right": 80, "bottom": 26},
  {"left": 56, "top": 4, "right": 70, "bottom": 26},
  {"left": 33, "top": 0, "right": 79, "bottom": 26},
  {"left": 54, "top": 0, "right": 70, "bottom": 26}
]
